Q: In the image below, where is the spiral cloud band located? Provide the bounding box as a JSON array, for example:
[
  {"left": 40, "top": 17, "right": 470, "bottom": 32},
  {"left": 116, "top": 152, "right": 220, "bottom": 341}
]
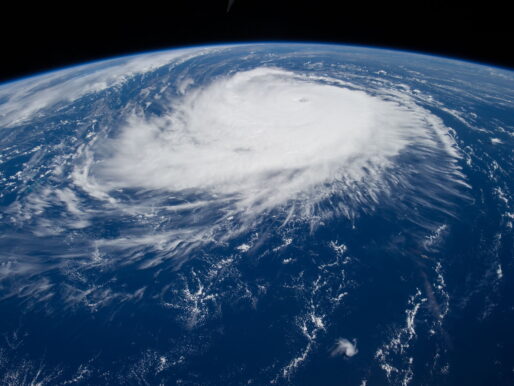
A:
[{"left": 80, "top": 67, "right": 459, "bottom": 233}]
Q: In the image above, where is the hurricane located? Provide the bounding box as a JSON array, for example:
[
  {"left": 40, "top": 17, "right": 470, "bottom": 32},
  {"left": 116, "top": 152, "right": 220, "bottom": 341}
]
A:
[{"left": 66, "top": 65, "right": 466, "bottom": 268}]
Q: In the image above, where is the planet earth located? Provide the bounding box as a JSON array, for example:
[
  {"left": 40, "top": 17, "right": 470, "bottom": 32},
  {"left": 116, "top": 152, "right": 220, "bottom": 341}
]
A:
[{"left": 0, "top": 43, "right": 513, "bottom": 385}]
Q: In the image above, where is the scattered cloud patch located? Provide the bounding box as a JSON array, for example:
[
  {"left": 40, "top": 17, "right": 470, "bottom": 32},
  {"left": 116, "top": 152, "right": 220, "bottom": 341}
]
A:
[{"left": 236, "top": 243, "right": 251, "bottom": 253}]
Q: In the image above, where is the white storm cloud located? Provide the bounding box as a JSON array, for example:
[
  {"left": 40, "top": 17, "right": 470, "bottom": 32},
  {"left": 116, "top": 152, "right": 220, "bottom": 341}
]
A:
[{"left": 80, "top": 67, "right": 442, "bottom": 222}]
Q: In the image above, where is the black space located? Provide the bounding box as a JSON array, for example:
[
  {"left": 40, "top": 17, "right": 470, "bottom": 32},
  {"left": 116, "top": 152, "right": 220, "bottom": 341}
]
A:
[{"left": 0, "top": 1, "right": 511, "bottom": 83}]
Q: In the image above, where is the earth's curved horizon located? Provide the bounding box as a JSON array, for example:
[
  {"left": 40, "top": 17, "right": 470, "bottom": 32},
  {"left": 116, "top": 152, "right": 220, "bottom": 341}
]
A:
[
  {"left": 0, "top": 42, "right": 513, "bottom": 385},
  {"left": 3, "top": 42, "right": 513, "bottom": 87}
]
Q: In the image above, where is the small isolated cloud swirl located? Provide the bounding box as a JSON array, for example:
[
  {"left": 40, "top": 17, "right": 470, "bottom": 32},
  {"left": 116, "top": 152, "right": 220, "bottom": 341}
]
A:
[{"left": 331, "top": 338, "right": 358, "bottom": 357}]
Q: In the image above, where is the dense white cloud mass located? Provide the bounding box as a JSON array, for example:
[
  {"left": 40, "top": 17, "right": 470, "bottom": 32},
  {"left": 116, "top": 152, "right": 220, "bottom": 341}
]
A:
[
  {"left": 76, "top": 67, "right": 457, "bottom": 231},
  {"left": 331, "top": 338, "right": 358, "bottom": 357}
]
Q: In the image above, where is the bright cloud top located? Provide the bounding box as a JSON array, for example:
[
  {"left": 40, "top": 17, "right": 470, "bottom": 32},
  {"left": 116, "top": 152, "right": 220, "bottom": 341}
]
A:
[{"left": 83, "top": 67, "right": 450, "bottom": 223}]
